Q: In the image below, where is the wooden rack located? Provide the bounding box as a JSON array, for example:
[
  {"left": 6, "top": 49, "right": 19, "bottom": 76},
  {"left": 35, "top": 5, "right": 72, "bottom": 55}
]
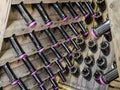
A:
[
  {"left": 0, "top": 0, "right": 89, "bottom": 90},
  {"left": 0, "top": 0, "right": 89, "bottom": 52},
  {"left": 1, "top": 0, "right": 119, "bottom": 90}
]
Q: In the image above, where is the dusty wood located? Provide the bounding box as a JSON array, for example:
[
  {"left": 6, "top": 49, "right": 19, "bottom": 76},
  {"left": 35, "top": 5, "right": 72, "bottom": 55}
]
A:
[
  {"left": 12, "top": 0, "right": 89, "bottom": 4},
  {"left": 58, "top": 82, "right": 80, "bottom": 90},
  {"left": 108, "top": 87, "right": 120, "bottom": 90},
  {"left": 5, "top": 17, "right": 82, "bottom": 38},
  {"left": 0, "top": 0, "right": 11, "bottom": 52},
  {"left": 109, "top": 81, "right": 120, "bottom": 89},
  {"left": 1, "top": 62, "right": 59, "bottom": 89},
  {"left": 0, "top": 30, "right": 76, "bottom": 66},
  {"left": 0, "top": 0, "right": 87, "bottom": 53},
  {"left": 106, "top": 0, "right": 120, "bottom": 76},
  {"left": 109, "top": 75, "right": 120, "bottom": 88},
  {"left": 0, "top": 0, "right": 115, "bottom": 90},
  {"left": 5, "top": 4, "right": 83, "bottom": 38}
]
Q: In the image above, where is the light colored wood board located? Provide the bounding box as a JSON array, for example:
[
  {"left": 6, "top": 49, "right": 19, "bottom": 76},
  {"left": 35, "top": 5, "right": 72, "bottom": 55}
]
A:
[
  {"left": 5, "top": 15, "right": 83, "bottom": 38},
  {"left": 2, "top": 27, "right": 74, "bottom": 51},
  {"left": 9, "top": 3, "right": 82, "bottom": 21},
  {"left": 5, "top": 2, "right": 89, "bottom": 38},
  {"left": 108, "top": 87, "right": 120, "bottom": 90},
  {"left": 0, "top": 30, "right": 73, "bottom": 88},
  {"left": 110, "top": 78, "right": 120, "bottom": 88},
  {"left": 11, "top": 0, "right": 89, "bottom": 4},
  {"left": 59, "top": 82, "right": 81, "bottom": 90},
  {"left": 109, "top": 81, "right": 120, "bottom": 89},
  {"left": 0, "top": 0, "right": 11, "bottom": 52},
  {"left": 0, "top": 32, "right": 76, "bottom": 66},
  {"left": 106, "top": 0, "right": 120, "bottom": 76},
  {"left": 0, "top": 47, "right": 65, "bottom": 80},
  {"left": 0, "top": 42, "right": 67, "bottom": 66},
  {"left": 0, "top": 60, "right": 59, "bottom": 87},
  {"left": 0, "top": 2, "right": 87, "bottom": 52},
  {"left": 3, "top": 79, "right": 52, "bottom": 90},
  {"left": 3, "top": 76, "right": 39, "bottom": 90}
]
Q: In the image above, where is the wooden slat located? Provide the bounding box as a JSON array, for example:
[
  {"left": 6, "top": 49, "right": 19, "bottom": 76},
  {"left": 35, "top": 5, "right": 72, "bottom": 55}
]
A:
[
  {"left": 108, "top": 86, "right": 120, "bottom": 90},
  {"left": 4, "top": 17, "right": 82, "bottom": 38},
  {"left": 59, "top": 82, "right": 80, "bottom": 90},
  {"left": 110, "top": 81, "right": 120, "bottom": 89},
  {"left": 5, "top": 3, "right": 83, "bottom": 38},
  {"left": 1, "top": 62, "right": 59, "bottom": 88},
  {"left": 12, "top": 0, "right": 89, "bottom": 4},
  {"left": 0, "top": 0, "right": 87, "bottom": 52},
  {"left": 0, "top": 31, "right": 76, "bottom": 66},
  {"left": 0, "top": 0, "right": 11, "bottom": 52},
  {"left": 106, "top": 0, "right": 120, "bottom": 76},
  {"left": 110, "top": 75, "right": 120, "bottom": 88}
]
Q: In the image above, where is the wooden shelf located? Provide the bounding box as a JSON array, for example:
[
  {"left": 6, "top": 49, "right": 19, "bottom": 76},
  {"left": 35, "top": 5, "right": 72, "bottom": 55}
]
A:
[
  {"left": 5, "top": 3, "right": 83, "bottom": 38},
  {"left": 5, "top": 16, "right": 83, "bottom": 38},
  {"left": 0, "top": 0, "right": 87, "bottom": 52},
  {"left": 12, "top": 0, "right": 89, "bottom": 4},
  {"left": 0, "top": 33, "right": 77, "bottom": 66},
  {"left": 0, "top": 0, "right": 107, "bottom": 90},
  {"left": 2, "top": 64, "right": 60, "bottom": 90}
]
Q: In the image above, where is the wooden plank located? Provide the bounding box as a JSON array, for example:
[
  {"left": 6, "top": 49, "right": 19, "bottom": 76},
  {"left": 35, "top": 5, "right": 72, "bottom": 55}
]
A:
[
  {"left": 5, "top": 8, "right": 83, "bottom": 38},
  {"left": 0, "top": 31, "right": 76, "bottom": 66},
  {"left": 108, "top": 87, "right": 120, "bottom": 90},
  {"left": 110, "top": 78, "right": 120, "bottom": 88},
  {"left": 5, "top": 1, "right": 91, "bottom": 38},
  {"left": 1, "top": 62, "right": 59, "bottom": 90},
  {"left": 12, "top": 0, "right": 89, "bottom": 4},
  {"left": 5, "top": 17, "right": 82, "bottom": 38},
  {"left": 106, "top": 0, "right": 120, "bottom": 76},
  {"left": 58, "top": 82, "right": 80, "bottom": 90},
  {"left": 0, "top": 2, "right": 83, "bottom": 53},
  {"left": 0, "top": 0, "right": 11, "bottom": 52},
  {"left": 109, "top": 81, "right": 120, "bottom": 89}
]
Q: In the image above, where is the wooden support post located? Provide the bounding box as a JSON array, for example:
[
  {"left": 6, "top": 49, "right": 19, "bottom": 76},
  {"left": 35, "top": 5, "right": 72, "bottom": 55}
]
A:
[
  {"left": 0, "top": 0, "right": 11, "bottom": 52},
  {"left": 106, "top": 0, "right": 120, "bottom": 76}
]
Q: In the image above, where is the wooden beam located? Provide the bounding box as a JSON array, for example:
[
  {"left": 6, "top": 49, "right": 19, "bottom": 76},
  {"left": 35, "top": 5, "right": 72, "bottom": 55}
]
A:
[
  {"left": 106, "top": 0, "right": 120, "bottom": 76},
  {"left": 0, "top": 0, "right": 11, "bottom": 52},
  {"left": 12, "top": 0, "right": 89, "bottom": 4}
]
